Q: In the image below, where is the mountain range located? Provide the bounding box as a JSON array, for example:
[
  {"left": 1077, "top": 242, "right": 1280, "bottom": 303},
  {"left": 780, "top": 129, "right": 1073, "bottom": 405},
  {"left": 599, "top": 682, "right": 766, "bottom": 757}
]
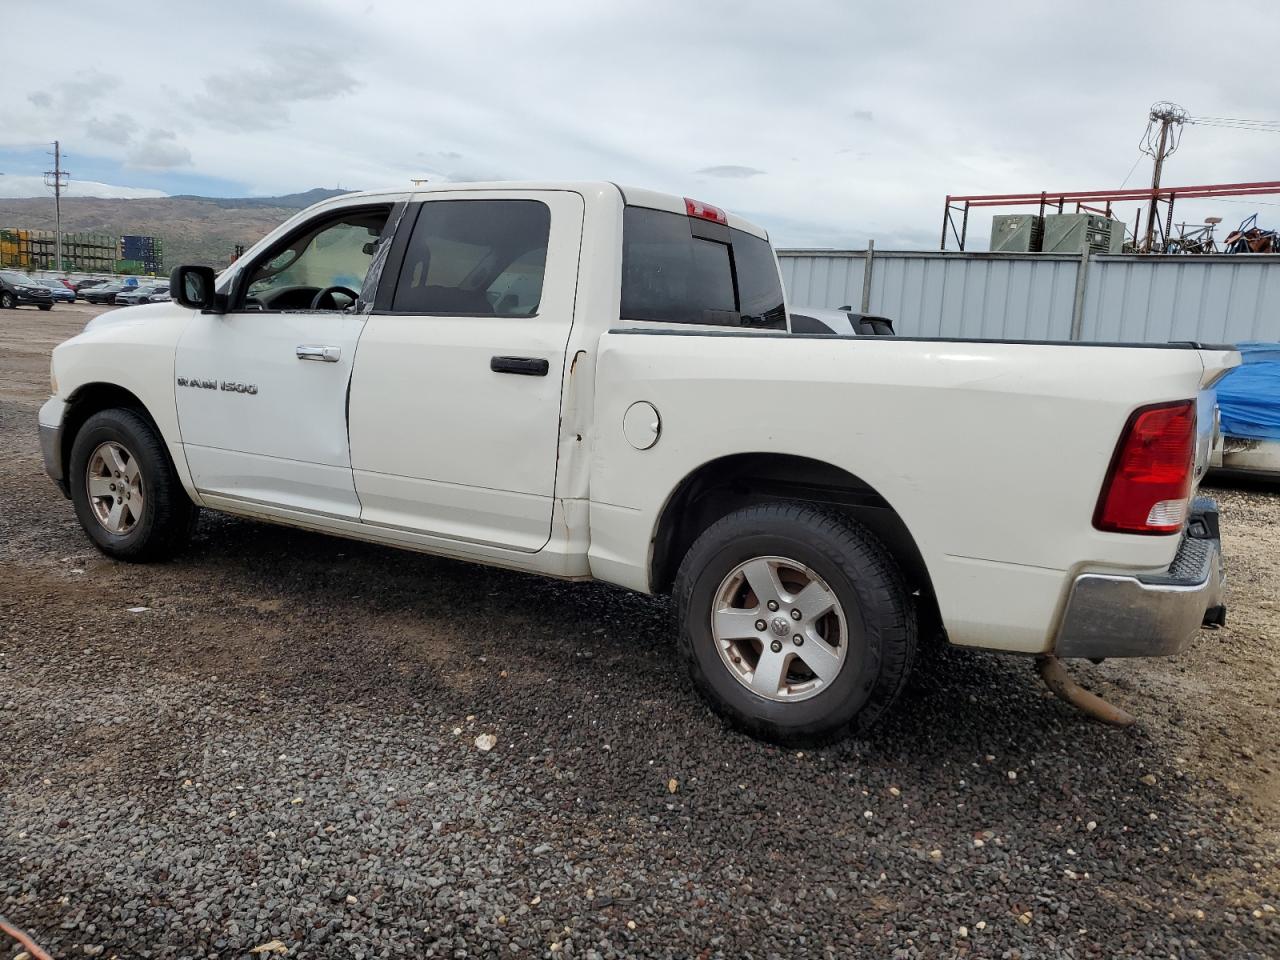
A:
[{"left": 0, "top": 188, "right": 353, "bottom": 269}]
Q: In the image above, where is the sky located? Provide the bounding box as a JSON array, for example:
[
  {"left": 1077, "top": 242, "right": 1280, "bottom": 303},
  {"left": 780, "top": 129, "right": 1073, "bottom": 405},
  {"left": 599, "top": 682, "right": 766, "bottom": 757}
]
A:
[{"left": 2, "top": 0, "right": 1279, "bottom": 248}]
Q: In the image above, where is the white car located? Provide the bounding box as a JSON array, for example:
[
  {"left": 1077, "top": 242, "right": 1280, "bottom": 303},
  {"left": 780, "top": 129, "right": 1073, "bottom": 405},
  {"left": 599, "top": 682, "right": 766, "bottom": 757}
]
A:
[{"left": 38, "top": 181, "right": 1235, "bottom": 742}]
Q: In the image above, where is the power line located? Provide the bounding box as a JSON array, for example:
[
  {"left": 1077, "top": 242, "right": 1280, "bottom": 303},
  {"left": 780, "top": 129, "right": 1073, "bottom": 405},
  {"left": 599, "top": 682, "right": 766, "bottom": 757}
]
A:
[
  {"left": 1119, "top": 152, "right": 1145, "bottom": 189},
  {"left": 1188, "top": 114, "right": 1280, "bottom": 126},
  {"left": 1185, "top": 114, "right": 1280, "bottom": 135},
  {"left": 1210, "top": 197, "right": 1280, "bottom": 208},
  {"left": 1187, "top": 122, "right": 1280, "bottom": 135}
]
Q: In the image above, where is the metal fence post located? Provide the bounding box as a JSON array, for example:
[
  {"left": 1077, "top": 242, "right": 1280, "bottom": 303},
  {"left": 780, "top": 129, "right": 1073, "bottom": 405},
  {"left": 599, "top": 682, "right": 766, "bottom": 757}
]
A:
[
  {"left": 861, "top": 240, "right": 875, "bottom": 313},
  {"left": 1070, "top": 247, "right": 1091, "bottom": 341}
]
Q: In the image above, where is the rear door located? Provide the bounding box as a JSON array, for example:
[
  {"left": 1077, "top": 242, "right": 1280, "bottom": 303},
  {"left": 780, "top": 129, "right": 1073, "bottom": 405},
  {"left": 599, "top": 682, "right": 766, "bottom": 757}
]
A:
[{"left": 347, "top": 189, "right": 584, "bottom": 551}]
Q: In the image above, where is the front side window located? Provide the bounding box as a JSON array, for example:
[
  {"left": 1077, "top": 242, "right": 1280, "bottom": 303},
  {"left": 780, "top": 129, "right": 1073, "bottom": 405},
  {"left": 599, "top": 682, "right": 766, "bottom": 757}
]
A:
[
  {"left": 620, "top": 206, "right": 786, "bottom": 328},
  {"left": 391, "top": 199, "right": 551, "bottom": 316},
  {"left": 242, "top": 207, "right": 391, "bottom": 310}
]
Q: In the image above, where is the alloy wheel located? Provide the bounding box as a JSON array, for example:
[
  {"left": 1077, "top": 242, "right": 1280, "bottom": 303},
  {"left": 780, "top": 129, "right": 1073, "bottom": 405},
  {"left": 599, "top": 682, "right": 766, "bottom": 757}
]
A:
[
  {"left": 85, "top": 441, "right": 145, "bottom": 534},
  {"left": 711, "top": 555, "right": 851, "bottom": 702}
]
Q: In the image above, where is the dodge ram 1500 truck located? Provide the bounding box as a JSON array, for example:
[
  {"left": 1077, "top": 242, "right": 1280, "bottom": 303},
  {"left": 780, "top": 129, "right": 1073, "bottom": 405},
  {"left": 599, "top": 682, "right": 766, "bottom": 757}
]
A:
[{"left": 39, "top": 182, "right": 1236, "bottom": 742}]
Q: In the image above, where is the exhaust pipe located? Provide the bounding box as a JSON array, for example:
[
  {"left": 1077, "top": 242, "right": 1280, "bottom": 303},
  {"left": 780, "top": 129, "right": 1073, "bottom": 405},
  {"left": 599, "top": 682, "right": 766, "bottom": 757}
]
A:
[{"left": 1035, "top": 655, "right": 1136, "bottom": 727}]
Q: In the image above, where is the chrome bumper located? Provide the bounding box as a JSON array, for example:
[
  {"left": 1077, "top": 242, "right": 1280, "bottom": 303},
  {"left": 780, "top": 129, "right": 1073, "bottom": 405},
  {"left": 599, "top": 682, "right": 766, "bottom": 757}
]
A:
[
  {"left": 1054, "top": 498, "right": 1226, "bottom": 659},
  {"left": 38, "top": 396, "right": 69, "bottom": 497}
]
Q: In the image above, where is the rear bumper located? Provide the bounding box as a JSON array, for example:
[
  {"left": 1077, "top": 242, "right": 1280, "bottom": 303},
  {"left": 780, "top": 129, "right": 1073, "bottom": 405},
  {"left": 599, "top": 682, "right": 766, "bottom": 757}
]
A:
[{"left": 1054, "top": 497, "right": 1226, "bottom": 659}]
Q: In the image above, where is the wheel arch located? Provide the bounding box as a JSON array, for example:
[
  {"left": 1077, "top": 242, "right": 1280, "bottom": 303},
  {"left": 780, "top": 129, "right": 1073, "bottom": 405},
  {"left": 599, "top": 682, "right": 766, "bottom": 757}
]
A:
[
  {"left": 60, "top": 382, "right": 168, "bottom": 484},
  {"left": 649, "top": 453, "right": 941, "bottom": 633}
]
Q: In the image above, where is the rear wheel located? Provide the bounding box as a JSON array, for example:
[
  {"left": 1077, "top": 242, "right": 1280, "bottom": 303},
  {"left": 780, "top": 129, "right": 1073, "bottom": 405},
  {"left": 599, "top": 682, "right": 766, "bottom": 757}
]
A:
[
  {"left": 675, "top": 502, "right": 916, "bottom": 744},
  {"left": 68, "top": 408, "right": 197, "bottom": 561}
]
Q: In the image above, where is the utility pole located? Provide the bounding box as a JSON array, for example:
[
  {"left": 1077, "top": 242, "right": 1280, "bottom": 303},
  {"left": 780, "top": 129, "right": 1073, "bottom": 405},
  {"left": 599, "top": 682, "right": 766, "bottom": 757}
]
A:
[
  {"left": 1141, "top": 103, "right": 1186, "bottom": 252},
  {"left": 44, "top": 141, "right": 69, "bottom": 273}
]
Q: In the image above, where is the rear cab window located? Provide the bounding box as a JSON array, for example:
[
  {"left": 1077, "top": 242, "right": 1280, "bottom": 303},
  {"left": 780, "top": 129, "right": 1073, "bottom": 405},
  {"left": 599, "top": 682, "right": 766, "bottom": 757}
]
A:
[{"left": 620, "top": 205, "right": 786, "bottom": 329}]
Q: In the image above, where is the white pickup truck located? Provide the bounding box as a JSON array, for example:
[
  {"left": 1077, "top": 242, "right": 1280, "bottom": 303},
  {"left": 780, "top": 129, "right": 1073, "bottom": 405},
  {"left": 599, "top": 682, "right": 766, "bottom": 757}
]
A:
[{"left": 39, "top": 182, "right": 1236, "bottom": 742}]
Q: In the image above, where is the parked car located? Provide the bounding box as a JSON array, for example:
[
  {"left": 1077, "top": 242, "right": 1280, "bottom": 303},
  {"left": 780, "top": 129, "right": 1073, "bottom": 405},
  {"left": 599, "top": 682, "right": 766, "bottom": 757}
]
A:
[
  {"left": 81, "top": 281, "right": 136, "bottom": 305},
  {"left": 73, "top": 278, "right": 107, "bottom": 292},
  {"left": 789, "top": 306, "right": 894, "bottom": 335},
  {"left": 36, "top": 279, "right": 77, "bottom": 303},
  {"left": 37, "top": 181, "right": 1237, "bottom": 743},
  {"left": 0, "top": 270, "right": 54, "bottom": 310},
  {"left": 115, "top": 283, "right": 169, "bottom": 305}
]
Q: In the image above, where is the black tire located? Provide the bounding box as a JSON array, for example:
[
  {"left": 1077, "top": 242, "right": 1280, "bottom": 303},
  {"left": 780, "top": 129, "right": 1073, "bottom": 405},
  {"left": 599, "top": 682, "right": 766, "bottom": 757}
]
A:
[
  {"left": 0, "top": 292, "right": 13, "bottom": 309},
  {"left": 38, "top": 303, "right": 52, "bottom": 311},
  {"left": 674, "top": 502, "right": 916, "bottom": 744},
  {"left": 68, "top": 407, "right": 198, "bottom": 562}
]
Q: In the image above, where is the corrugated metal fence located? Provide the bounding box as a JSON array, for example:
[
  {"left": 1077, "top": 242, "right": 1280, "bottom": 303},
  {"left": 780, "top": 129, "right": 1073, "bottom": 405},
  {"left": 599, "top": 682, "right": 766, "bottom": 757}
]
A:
[{"left": 778, "top": 249, "right": 1280, "bottom": 343}]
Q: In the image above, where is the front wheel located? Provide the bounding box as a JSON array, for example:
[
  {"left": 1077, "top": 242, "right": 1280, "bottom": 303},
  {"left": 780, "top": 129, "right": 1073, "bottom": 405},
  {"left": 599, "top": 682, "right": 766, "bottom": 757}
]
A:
[
  {"left": 68, "top": 408, "right": 198, "bottom": 561},
  {"left": 674, "top": 502, "right": 916, "bottom": 744},
  {"left": 0, "top": 292, "right": 14, "bottom": 309},
  {"left": 38, "top": 303, "right": 52, "bottom": 311}
]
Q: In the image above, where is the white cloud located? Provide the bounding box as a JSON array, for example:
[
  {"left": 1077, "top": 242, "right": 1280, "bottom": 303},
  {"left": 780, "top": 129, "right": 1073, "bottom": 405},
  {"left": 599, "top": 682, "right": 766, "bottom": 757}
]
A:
[
  {"left": 697, "top": 165, "right": 767, "bottom": 179},
  {"left": 126, "top": 129, "right": 193, "bottom": 170},
  {"left": 27, "top": 70, "right": 118, "bottom": 116},
  {"left": 85, "top": 114, "right": 134, "bottom": 147},
  {"left": 0, "top": 175, "right": 166, "bottom": 200},
  {"left": 186, "top": 45, "right": 360, "bottom": 132}
]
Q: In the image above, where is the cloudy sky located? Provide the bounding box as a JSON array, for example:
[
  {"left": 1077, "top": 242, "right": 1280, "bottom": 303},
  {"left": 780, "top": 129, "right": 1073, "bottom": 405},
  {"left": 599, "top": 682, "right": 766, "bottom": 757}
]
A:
[{"left": 2, "top": 0, "right": 1279, "bottom": 247}]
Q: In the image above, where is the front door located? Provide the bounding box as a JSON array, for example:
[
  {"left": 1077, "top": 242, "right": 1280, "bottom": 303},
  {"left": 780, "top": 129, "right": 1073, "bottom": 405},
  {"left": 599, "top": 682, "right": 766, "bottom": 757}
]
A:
[
  {"left": 175, "top": 202, "right": 396, "bottom": 518},
  {"left": 347, "top": 190, "right": 584, "bottom": 551}
]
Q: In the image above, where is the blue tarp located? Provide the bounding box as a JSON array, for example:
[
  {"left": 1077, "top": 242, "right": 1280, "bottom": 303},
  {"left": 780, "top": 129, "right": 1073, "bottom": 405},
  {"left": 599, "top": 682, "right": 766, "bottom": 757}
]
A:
[{"left": 1218, "top": 341, "right": 1280, "bottom": 442}]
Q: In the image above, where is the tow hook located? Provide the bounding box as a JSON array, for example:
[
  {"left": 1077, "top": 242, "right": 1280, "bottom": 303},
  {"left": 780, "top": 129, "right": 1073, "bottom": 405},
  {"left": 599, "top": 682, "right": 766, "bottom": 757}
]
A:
[{"left": 1035, "top": 655, "right": 1136, "bottom": 728}]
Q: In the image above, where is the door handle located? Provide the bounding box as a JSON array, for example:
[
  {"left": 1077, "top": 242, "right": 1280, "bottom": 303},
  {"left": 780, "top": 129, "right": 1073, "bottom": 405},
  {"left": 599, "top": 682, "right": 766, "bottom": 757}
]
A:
[
  {"left": 490, "top": 356, "right": 549, "bottom": 377},
  {"left": 297, "top": 345, "right": 341, "bottom": 362}
]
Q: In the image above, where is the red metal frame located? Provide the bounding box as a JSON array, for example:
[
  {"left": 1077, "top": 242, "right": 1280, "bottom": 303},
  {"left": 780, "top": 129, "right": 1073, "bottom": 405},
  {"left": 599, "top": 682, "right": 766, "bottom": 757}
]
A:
[{"left": 941, "top": 180, "right": 1280, "bottom": 250}]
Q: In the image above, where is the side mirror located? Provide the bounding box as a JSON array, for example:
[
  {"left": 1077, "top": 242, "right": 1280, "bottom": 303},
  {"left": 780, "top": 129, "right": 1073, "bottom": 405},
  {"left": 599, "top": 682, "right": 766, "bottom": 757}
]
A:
[{"left": 170, "top": 265, "right": 219, "bottom": 311}]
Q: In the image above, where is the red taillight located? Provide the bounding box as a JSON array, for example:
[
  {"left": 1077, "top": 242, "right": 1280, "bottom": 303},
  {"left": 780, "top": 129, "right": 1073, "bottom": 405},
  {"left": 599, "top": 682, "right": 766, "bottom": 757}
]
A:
[
  {"left": 684, "top": 197, "right": 728, "bottom": 224},
  {"left": 1094, "top": 400, "right": 1197, "bottom": 535}
]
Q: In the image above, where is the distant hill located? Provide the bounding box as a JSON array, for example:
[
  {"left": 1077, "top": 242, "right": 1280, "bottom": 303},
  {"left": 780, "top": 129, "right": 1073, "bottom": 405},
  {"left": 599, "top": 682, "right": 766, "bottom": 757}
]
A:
[
  {"left": 166, "top": 187, "right": 354, "bottom": 210},
  {"left": 0, "top": 188, "right": 358, "bottom": 269}
]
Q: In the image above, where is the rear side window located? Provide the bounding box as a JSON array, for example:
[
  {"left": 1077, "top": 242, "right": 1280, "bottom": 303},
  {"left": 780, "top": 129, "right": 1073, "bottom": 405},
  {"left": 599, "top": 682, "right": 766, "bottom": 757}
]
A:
[
  {"left": 621, "top": 206, "right": 785, "bottom": 328},
  {"left": 391, "top": 199, "right": 551, "bottom": 316}
]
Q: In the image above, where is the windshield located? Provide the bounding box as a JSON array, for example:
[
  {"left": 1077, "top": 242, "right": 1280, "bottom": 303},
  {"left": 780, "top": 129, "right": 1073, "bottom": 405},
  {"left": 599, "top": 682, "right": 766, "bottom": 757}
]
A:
[{"left": 0, "top": 271, "right": 36, "bottom": 285}]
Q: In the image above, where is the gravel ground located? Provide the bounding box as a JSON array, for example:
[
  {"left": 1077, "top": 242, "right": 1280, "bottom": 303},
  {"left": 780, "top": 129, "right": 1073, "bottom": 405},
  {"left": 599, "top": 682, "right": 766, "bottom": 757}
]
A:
[{"left": 2, "top": 304, "right": 1277, "bottom": 959}]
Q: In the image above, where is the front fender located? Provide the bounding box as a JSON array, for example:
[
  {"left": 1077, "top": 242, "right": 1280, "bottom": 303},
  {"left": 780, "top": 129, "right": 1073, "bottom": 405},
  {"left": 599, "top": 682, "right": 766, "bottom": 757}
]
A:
[{"left": 51, "top": 305, "right": 202, "bottom": 504}]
